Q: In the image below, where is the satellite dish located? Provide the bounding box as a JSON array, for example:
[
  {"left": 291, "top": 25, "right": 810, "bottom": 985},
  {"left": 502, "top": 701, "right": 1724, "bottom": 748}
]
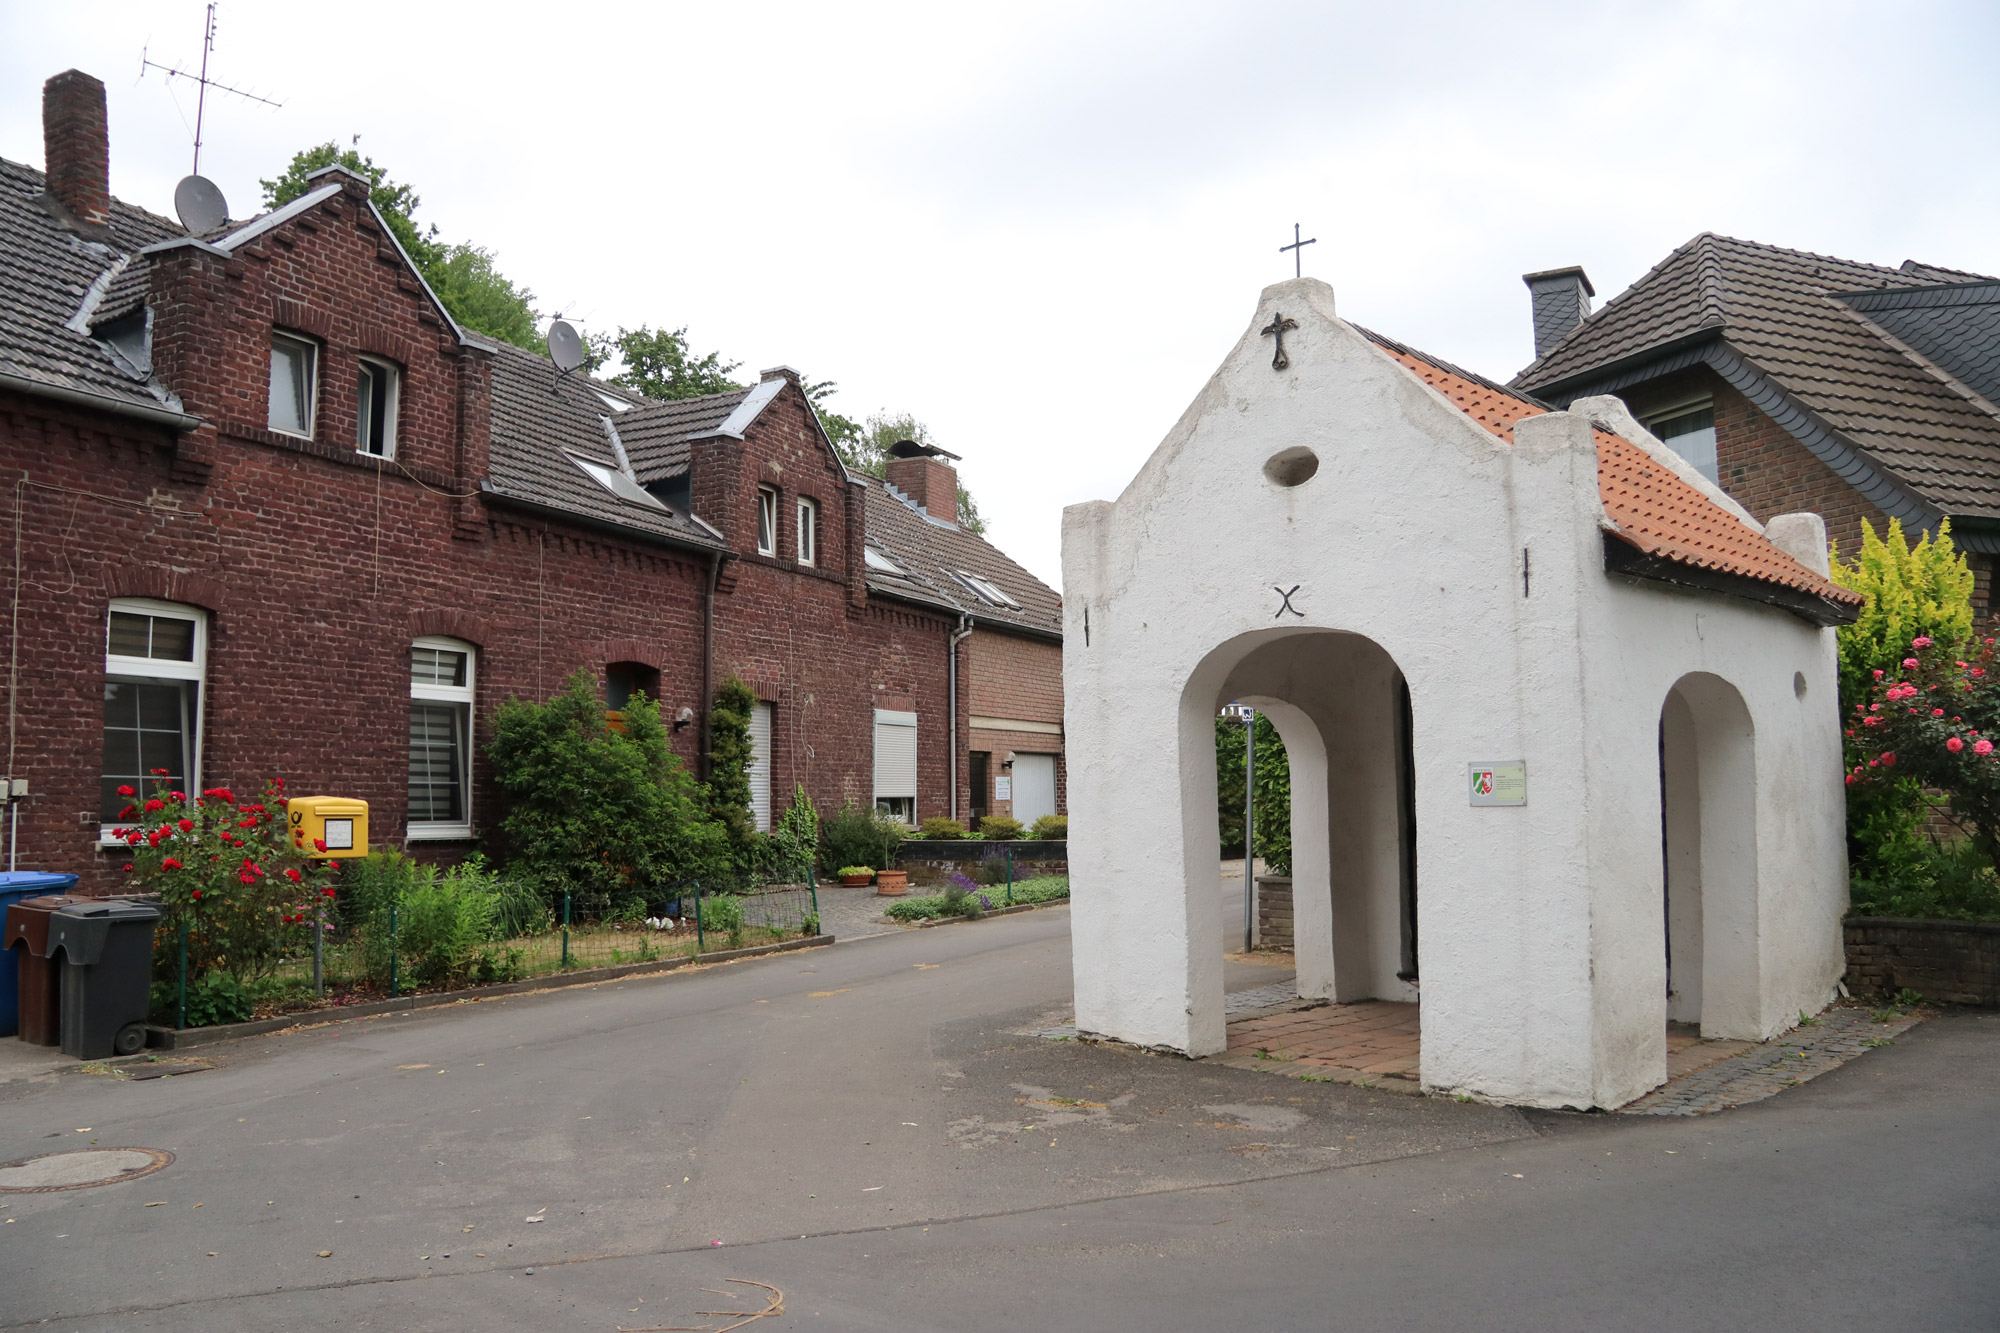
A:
[
  {"left": 173, "top": 174, "right": 229, "bottom": 234},
  {"left": 547, "top": 320, "right": 584, "bottom": 374}
]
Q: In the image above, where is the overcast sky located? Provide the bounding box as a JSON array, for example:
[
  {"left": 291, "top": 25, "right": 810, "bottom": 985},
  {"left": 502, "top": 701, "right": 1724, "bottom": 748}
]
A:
[{"left": 5, "top": 2, "right": 1996, "bottom": 589}]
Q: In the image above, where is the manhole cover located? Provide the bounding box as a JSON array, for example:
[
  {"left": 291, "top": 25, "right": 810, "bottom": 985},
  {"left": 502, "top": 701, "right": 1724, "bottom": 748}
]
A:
[{"left": 0, "top": 1147, "right": 174, "bottom": 1193}]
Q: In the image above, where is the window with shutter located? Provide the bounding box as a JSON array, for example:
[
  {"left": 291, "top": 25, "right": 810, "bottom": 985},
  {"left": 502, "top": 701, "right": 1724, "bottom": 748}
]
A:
[
  {"left": 872, "top": 709, "right": 918, "bottom": 824},
  {"left": 749, "top": 702, "right": 773, "bottom": 833}
]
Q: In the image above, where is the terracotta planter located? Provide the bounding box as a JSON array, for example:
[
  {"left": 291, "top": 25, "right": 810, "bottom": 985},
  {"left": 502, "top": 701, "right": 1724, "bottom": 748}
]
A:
[
  {"left": 874, "top": 869, "right": 909, "bottom": 896},
  {"left": 840, "top": 873, "right": 872, "bottom": 887}
]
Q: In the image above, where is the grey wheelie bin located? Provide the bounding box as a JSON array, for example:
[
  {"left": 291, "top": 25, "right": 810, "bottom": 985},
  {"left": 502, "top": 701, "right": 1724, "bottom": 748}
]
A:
[{"left": 48, "top": 899, "right": 161, "bottom": 1058}]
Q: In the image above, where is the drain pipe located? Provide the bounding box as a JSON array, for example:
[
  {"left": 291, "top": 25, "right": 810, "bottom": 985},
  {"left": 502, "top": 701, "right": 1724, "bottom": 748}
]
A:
[
  {"left": 947, "top": 613, "right": 973, "bottom": 821},
  {"left": 699, "top": 549, "right": 723, "bottom": 780}
]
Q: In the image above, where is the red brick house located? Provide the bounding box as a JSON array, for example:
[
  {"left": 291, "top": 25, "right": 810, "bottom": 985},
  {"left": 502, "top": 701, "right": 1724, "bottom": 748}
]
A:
[
  {"left": 1513, "top": 239, "right": 2000, "bottom": 610},
  {"left": 0, "top": 70, "right": 1061, "bottom": 893}
]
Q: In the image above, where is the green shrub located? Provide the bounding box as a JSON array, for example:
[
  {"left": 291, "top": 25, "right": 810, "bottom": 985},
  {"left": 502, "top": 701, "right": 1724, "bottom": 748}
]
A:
[
  {"left": 821, "top": 802, "right": 903, "bottom": 873},
  {"left": 488, "top": 672, "right": 727, "bottom": 914},
  {"left": 1029, "top": 814, "right": 1067, "bottom": 841},
  {"left": 698, "top": 891, "right": 746, "bottom": 947},
  {"left": 1851, "top": 837, "right": 2000, "bottom": 921},
  {"left": 394, "top": 870, "right": 501, "bottom": 986},
  {"left": 837, "top": 865, "right": 873, "bottom": 878},
  {"left": 706, "top": 676, "right": 757, "bottom": 845},
  {"left": 919, "top": 817, "right": 967, "bottom": 841},
  {"left": 1215, "top": 712, "right": 1292, "bottom": 874},
  {"left": 153, "top": 971, "right": 254, "bottom": 1028},
  {"left": 977, "top": 815, "right": 1024, "bottom": 841}
]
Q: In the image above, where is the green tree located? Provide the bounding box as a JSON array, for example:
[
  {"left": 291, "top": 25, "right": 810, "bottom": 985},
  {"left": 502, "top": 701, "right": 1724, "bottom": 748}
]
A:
[
  {"left": 706, "top": 676, "right": 757, "bottom": 845},
  {"left": 805, "top": 396, "right": 987, "bottom": 535},
  {"left": 1215, "top": 711, "right": 1290, "bottom": 875},
  {"left": 487, "top": 672, "right": 725, "bottom": 911},
  {"left": 607, "top": 325, "right": 744, "bottom": 400},
  {"left": 261, "top": 142, "right": 543, "bottom": 351},
  {"left": 1831, "top": 518, "right": 1975, "bottom": 710}
]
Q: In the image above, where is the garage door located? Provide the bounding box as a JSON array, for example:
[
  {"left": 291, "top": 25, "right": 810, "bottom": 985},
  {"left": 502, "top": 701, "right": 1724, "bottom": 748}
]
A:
[{"left": 1011, "top": 753, "right": 1056, "bottom": 828}]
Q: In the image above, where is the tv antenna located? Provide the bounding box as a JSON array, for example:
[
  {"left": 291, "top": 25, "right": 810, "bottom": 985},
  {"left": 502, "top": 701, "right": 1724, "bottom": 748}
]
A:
[{"left": 140, "top": 3, "right": 284, "bottom": 177}]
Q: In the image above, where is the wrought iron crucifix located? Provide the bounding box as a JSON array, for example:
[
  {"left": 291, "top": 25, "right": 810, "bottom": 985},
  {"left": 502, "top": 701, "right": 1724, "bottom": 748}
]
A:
[
  {"left": 1280, "top": 222, "right": 1317, "bottom": 278},
  {"left": 1261, "top": 313, "right": 1298, "bottom": 370}
]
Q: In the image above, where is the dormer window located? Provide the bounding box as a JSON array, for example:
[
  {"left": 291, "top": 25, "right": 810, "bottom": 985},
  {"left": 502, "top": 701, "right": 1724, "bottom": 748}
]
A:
[
  {"left": 357, "top": 357, "right": 400, "bottom": 458},
  {"left": 756, "top": 486, "right": 778, "bottom": 556},
  {"left": 268, "top": 331, "right": 318, "bottom": 438}
]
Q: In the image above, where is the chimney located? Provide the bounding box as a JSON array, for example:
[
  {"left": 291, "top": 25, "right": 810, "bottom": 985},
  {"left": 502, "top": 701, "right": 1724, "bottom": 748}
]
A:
[
  {"left": 883, "top": 440, "right": 962, "bottom": 522},
  {"left": 1522, "top": 266, "right": 1594, "bottom": 359},
  {"left": 43, "top": 70, "right": 111, "bottom": 230}
]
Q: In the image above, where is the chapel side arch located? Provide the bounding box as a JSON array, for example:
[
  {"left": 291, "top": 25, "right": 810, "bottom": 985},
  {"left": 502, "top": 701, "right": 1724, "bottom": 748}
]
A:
[{"left": 1659, "top": 671, "right": 1760, "bottom": 1041}]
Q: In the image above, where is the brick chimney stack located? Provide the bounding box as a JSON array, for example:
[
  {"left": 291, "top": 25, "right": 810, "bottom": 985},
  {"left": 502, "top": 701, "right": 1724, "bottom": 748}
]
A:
[
  {"left": 43, "top": 70, "right": 111, "bottom": 230},
  {"left": 883, "top": 442, "right": 962, "bottom": 522}
]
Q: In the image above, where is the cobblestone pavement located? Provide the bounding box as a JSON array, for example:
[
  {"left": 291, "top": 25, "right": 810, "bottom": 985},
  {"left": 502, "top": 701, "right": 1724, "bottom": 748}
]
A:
[
  {"left": 1225, "top": 979, "right": 1300, "bottom": 1013},
  {"left": 811, "top": 882, "right": 906, "bottom": 940},
  {"left": 1619, "top": 1004, "right": 1930, "bottom": 1115}
]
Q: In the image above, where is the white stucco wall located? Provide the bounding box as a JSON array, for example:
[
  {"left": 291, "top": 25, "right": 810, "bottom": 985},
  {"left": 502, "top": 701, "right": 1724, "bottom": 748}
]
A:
[{"left": 1062, "top": 277, "right": 1848, "bottom": 1109}]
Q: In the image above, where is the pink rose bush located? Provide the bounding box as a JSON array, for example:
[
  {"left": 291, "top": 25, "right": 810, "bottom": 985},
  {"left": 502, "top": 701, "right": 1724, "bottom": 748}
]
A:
[{"left": 1848, "top": 634, "right": 2000, "bottom": 860}]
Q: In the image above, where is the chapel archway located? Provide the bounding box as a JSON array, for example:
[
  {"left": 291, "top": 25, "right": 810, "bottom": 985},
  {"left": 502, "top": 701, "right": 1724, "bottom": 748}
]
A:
[
  {"left": 1659, "top": 672, "right": 1760, "bottom": 1040},
  {"left": 1177, "top": 628, "right": 1420, "bottom": 1072}
]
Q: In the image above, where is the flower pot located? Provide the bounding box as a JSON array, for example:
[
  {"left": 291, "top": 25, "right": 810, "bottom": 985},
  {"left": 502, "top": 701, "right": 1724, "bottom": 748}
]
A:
[
  {"left": 840, "top": 873, "right": 872, "bottom": 887},
  {"left": 874, "top": 870, "right": 909, "bottom": 896}
]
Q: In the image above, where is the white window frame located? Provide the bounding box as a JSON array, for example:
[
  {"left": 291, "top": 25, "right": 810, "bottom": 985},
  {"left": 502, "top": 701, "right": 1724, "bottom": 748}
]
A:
[
  {"left": 797, "top": 496, "right": 818, "bottom": 567},
  {"left": 268, "top": 330, "right": 319, "bottom": 439},
  {"left": 1645, "top": 398, "right": 1720, "bottom": 485},
  {"left": 756, "top": 486, "right": 779, "bottom": 556},
  {"left": 99, "top": 598, "right": 206, "bottom": 847},
  {"left": 356, "top": 355, "right": 400, "bottom": 459},
  {"left": 408, "top": 636, "right": 476, "bottom": 840}
]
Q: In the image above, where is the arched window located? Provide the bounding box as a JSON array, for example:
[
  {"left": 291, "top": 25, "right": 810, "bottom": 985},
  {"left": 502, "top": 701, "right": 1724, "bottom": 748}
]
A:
[
  {"left": 101, "top": 599, "right": 205, "bottom": 837},
  {"left": 409, "top": 637, "right": 475, "bottom": 838}
]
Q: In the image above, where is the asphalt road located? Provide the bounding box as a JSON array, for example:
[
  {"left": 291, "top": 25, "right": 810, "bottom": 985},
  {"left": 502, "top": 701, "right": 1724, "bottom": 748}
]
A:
[{"left": 1, "top": 901, "right": 1994, "bottom": 1331}]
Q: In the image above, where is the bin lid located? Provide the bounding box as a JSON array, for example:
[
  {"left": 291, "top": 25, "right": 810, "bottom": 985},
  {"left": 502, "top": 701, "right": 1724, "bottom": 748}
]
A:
[
  {"left": 0, "top": 871, "right": 80, "bottom": 896},
  {"left": 56, "top": 899, "right": 161, "bottom": 921}
]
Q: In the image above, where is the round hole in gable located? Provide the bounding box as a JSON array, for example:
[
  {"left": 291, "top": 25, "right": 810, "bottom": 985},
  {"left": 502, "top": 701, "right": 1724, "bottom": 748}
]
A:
[{"left": 1264, "top": 447, "right": 1319, "bottom": 487}]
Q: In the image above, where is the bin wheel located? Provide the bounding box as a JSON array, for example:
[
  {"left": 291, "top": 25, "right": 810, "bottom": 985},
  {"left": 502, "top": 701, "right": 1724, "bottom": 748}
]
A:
[{"left": 114, "top": 1022, "right": 147, "bottom": 1056}]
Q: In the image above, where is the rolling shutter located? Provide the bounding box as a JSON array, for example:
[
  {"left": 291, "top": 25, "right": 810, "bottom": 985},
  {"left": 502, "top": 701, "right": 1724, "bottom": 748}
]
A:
[
  {"left": 749, "top": 702, "right": 773, "bottom": 833},
  {"left": 873, "top": 709, "right": 918, "bottom": 804}
]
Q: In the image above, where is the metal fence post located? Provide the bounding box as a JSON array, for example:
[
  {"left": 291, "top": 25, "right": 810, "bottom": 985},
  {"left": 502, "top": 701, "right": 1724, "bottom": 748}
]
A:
[
  {"left": 694, "top": 885, "right": 704, "bottom": 953},
  {"left": 1006, "top": 849, "right": 1014, "bottom": 907},
  {"left": 312, "top": 901, "right": 324, "bottom": 997},
  {"left": 562, "top": 891, "right": 571, "bottom": 968},
  {"left": 176, "top": 922, "right": 188, "bottom": 1031},
  {"left": 389, "top": 903, "right": 399, "bottom": 999},
  {"left": 808, "top": 864, "right": 819, "bottom": 935}
]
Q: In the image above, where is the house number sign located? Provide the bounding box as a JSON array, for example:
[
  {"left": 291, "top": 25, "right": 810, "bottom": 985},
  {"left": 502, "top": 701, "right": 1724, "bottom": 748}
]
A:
[{"left": 1468, "top": 761, "right": 1527, "bottom": 806}]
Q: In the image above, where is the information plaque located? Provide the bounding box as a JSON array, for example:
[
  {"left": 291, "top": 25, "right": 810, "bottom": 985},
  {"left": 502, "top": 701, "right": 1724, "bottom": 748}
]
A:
[{"left": 1468, "top": 761, "right": 1527, "bottom": 806}]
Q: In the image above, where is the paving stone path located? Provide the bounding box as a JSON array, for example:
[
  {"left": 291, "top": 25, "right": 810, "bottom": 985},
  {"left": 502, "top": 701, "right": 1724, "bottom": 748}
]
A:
[{"left": 1619, "top": 1004, "right": 1929, "bottom": 1115}]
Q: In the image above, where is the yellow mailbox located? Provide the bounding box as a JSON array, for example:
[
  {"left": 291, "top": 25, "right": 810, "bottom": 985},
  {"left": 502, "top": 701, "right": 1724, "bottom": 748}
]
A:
[{"left": 288, "top": 796, "right": 369, "bottom": 860}]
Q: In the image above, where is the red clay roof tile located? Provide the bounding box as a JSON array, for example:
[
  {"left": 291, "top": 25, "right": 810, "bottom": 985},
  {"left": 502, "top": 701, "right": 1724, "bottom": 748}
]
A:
[{"left": 1377, "top": 343, "right": 1863, "bottom": 610}]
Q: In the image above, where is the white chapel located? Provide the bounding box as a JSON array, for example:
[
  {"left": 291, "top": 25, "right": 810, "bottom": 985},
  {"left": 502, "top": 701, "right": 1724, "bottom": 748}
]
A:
[{"left": 1061, "top": 277, "right": 1861, "bottom": 1109}]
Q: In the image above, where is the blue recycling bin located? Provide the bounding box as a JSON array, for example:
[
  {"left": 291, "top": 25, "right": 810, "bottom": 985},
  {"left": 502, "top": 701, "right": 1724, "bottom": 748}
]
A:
[{"left": 0, "top": 871, "right": 80, "bottom": 1037}]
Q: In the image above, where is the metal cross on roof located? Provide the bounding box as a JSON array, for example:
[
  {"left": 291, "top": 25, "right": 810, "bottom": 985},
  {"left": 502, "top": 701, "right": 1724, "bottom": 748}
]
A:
[{"left": 1280, "top": 223, "right": 1317, "bottom": 279}]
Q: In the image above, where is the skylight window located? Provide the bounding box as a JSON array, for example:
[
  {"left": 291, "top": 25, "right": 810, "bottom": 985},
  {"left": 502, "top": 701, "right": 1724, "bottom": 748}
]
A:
[
  {"left": 955, "top": 570, "right": 1022, "bottom": 609},
  {"left": 565, "top": 452, "right": 669, "bottom": 511},
  {"left": 865, "top": 546, "right": 904, "bottom": 575}
]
